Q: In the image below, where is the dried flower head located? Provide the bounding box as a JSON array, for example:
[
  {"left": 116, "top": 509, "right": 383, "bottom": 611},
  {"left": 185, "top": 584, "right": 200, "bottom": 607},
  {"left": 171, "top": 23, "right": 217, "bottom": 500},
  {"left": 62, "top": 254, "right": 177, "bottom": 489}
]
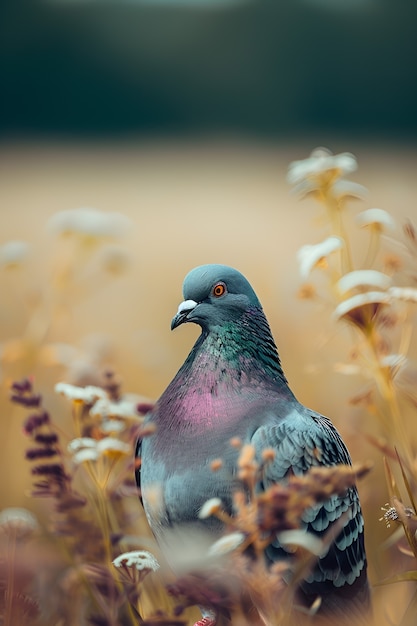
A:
[{"left": 113, "top": 549, "right": 159, "bottom": 572}]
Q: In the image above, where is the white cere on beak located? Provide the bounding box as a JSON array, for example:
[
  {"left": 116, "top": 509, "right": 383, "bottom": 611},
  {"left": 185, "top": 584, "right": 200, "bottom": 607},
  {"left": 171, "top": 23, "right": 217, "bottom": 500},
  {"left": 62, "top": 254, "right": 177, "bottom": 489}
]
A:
[{"left": 177, "top": 299, "right": 198, "bottom": 315}]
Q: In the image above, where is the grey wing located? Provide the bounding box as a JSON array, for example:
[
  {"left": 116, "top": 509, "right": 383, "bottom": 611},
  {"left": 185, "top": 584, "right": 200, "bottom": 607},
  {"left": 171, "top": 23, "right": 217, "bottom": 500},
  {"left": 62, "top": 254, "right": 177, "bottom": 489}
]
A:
[{"left": 250, "top": 408, "right": 368, "bottom": 603}]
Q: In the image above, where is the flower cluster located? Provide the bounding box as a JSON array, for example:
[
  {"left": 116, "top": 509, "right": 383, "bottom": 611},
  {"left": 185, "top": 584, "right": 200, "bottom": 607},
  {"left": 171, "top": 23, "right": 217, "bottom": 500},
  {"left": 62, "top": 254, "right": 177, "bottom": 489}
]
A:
[
  {"left": 7, "top": 376, "right": 167, "bottom": 626},
  {"left": 288, "top": 148, "right": 417, "bottom": 463}
]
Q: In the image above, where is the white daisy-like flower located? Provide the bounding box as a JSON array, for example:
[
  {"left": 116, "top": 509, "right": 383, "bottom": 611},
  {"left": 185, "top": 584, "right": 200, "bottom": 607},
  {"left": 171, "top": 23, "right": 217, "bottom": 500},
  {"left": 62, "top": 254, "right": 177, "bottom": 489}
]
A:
[
  {"left": 55, "top": 382, "right": 107, "bottom": 404},
  {"left": 333, "top": 291, "right": 391, "bottom": 322},
  {"left": 198, "top": 498, "right": 223, "bottom": 520},
  {"left": 337, "top": 270, "right": 392, "bottom": 295},
  {"left": 287, "top": 148, "right": 357, "bottom": 186},
  {"left": 113, "top": 550, "right": 159, "bottom": 572},
  {"left": 0, "top": 241, "right": 29, "bottom": 267},
  {"left": 356, "top": 208, "right": 395, "bottom": 232},
  {"left": 298, "top": 236, "right": 344, "bottom": 280},
  {"left": 47, "top": 208, "right": 131, "bottom": 239},
  {"left": 207, "top": 532, "right": 246, "bottom": 557}
]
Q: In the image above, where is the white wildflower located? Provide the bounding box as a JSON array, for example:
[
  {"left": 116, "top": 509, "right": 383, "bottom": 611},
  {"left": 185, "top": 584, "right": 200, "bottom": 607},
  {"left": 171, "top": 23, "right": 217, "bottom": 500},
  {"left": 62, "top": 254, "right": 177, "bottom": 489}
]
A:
[
  {"left": 198, "top": 498, "right": 223, "bottom": 520},
  {"left": 0, "top": 241, "right": 29, "bottom": 267},
  {"left": 55, "top": 382, "right": 107, "bottom": 404},
  {"left": 113, "top": 550, "right": 159, "bottom": 572},
  {"left": 333, "top": 291, "right": 391, "bottom": 322},
  {"left": 0, "top": 507, "right": 38, "bottom": 531},
  {"left": 298, "top": 236, "right": 344, "bottom": 280},
  {"left": 356, "top": 208, "right": 395, "bottom": 231},
  {"left": 207, "top": 532, "right": 246, "bottom": 556},
  {"left": 287, "top": 148, "right": 357, "bottom": 186},
  {"left": 47, "top": 208, "right": 131, "bottom": 239},
  {"left": 96, "top": 437, "right": 130, "bottom": 456},
  {"left": 90, "top": 397, "right": 139, "bottom": 420},
  {"left": 337, "top": 270, "right": 392, "bottom": 295}
]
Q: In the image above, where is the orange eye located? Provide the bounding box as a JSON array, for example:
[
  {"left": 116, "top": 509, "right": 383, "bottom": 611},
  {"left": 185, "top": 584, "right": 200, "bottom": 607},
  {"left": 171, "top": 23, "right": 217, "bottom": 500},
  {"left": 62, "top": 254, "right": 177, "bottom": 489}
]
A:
[{"left": 212, "top": 282, "right": 226, "bottom": 297}]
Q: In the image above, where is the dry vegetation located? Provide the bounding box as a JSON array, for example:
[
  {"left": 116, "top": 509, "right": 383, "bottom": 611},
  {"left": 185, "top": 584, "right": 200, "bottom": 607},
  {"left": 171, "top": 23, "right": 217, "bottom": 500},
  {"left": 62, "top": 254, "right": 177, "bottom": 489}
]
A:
[{"left": 2, "top": 141, "right": 417, "bottom": 625}]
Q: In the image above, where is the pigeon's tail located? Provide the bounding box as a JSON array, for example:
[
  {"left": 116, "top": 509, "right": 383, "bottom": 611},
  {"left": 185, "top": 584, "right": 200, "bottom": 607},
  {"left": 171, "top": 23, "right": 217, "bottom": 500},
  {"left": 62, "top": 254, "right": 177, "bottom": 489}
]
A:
[{"left": 296, "top": 571, "right": 371, "bottom": 625}]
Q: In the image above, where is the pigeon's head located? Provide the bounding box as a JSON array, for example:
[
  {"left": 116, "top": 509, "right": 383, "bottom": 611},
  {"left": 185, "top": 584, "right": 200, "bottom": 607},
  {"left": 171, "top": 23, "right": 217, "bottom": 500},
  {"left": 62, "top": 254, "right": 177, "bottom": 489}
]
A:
[{"left": 171, "top": 264, "right": 262, "bottom": 331}]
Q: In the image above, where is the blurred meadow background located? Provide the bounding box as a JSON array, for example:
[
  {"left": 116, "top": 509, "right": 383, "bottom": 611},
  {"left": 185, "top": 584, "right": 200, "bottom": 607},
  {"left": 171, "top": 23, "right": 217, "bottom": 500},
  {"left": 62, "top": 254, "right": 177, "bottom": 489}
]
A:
[{"left": 1, "top": 0, "right": 417, "bottom": 624}]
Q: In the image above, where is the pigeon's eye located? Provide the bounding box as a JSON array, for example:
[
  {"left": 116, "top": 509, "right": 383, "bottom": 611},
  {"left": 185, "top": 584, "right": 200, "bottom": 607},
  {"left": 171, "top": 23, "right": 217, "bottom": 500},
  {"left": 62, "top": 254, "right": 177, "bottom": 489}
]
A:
[{"left": 212, "top": 282, "right": 227, "bottom": 298}]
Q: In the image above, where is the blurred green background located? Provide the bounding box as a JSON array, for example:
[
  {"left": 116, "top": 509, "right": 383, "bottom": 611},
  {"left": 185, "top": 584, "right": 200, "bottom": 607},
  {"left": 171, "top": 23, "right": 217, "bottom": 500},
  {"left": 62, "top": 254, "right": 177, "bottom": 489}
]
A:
[{"left": 1, "top": 0, "right": 416, "bottom": 140}]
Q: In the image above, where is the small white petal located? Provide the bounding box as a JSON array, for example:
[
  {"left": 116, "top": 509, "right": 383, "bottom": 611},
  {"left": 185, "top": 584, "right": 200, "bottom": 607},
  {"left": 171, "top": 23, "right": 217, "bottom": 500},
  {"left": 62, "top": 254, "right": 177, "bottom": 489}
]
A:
[
  {"left": 198, "top": 498, "right": 223, "bottom": 519},
  {"left": 55, "top": 382, "right": 107, "bottom": 403},
  {"left": 72, "top": 448, "right": 100, "bottom": 464},
  {"left": 298, "top": 237, "right": 344, "bottom": 280},
  {"left": 389, "top": 286, "right": 417, "bottom": 303},
  {"left": 68, "top": 437, "right": 97, "bottom": 453},
  {"left": 356, "top": 208, "right": 395, "bottom": 230},
  {"left": 278, "top": 530, "right": 325, "bottom": 556},
  {"left": 96, "top": 437, "right": 130, "bottom": 455},
  {"left": 337, "top": 270, "right": 392, "bottom": 295},
  {"left": 113, "top": 550, "right": 159, "bottom": 571},
  {"left": 332, "top": 180, "right": 367, "bottom": 199},
  {"left": 207, "top": 532, "right": 246, "bottom": 556},
  {"left": 90, "top": 397, "right": 139, "bottom": 419},
  {"left": 333, "top": 291, "right": 391, "bottom": 321},
  {"left": 100, "top": 419, "right": 125, "bottom": 433}
]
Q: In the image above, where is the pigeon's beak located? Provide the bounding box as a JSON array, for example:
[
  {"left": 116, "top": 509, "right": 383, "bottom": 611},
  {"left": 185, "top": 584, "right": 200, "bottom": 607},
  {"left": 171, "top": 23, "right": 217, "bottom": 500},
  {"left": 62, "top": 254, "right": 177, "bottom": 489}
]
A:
[{"left": 171, "top": 299, "right": 198, "bottom": 330}]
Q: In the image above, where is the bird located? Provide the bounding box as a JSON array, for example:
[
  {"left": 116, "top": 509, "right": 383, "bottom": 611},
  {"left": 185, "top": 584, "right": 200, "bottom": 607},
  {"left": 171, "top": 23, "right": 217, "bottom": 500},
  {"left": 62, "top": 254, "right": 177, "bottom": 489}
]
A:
[{"left": 136, "top": 264, "right": 369, "bottom": 626}]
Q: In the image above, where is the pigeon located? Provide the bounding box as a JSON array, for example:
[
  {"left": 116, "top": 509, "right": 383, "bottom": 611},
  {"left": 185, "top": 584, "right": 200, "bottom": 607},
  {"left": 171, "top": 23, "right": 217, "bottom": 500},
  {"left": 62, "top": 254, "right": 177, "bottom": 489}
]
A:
[{"left": 136, "top": 264, "right": 369, "bottom": 625}]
